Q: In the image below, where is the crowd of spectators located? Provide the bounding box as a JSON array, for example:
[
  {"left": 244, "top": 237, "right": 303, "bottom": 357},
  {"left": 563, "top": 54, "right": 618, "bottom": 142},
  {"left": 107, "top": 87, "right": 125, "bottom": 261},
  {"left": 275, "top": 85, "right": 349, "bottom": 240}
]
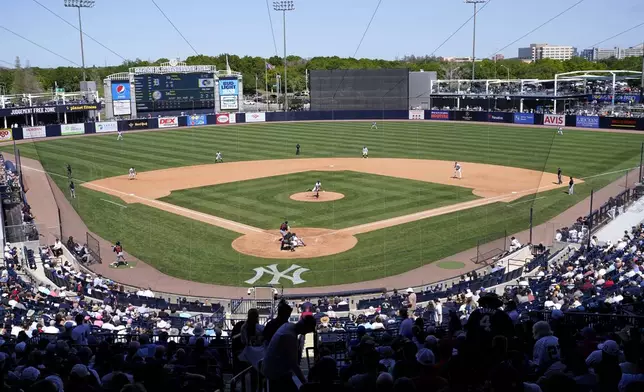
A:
[{"left": 0, "top": 93, "right": 97, "bottom": 109}]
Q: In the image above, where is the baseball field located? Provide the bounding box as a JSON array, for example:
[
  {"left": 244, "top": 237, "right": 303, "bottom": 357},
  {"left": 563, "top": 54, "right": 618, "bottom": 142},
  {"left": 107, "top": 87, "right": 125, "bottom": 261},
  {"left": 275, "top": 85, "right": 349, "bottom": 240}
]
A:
[{"left": 5, "top": 121, "right": 643, "bottom": 287}]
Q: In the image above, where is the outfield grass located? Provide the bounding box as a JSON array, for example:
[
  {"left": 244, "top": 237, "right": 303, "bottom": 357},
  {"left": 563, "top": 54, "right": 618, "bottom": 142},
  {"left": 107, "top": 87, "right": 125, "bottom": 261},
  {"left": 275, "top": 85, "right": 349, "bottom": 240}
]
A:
[
  {"left": 6, "top": 121, "right": 644, "bottom": 287},
  {"left": 160, "top": 171, "right": 479, "bottom": 230}
]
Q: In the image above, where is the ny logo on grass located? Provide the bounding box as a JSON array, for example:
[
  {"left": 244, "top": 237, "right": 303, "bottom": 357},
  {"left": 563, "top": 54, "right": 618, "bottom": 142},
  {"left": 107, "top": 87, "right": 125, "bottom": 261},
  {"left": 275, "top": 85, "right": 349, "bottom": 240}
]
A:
[{"left": 245, "top": 264, "right": 310, "bottom": 285}]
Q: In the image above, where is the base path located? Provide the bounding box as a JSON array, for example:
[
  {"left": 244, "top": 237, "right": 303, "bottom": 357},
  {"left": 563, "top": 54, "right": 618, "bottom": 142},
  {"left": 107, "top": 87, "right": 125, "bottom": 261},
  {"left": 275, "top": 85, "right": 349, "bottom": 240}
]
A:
[
  {"left": 82, "top": 158, "right": 568, "bottom": 259},
  {"left": 17, "top": 153, "right": 632, "bottom": 297},
  {"left": 83, "top": 158, "right": 563, "bottom": 201}
]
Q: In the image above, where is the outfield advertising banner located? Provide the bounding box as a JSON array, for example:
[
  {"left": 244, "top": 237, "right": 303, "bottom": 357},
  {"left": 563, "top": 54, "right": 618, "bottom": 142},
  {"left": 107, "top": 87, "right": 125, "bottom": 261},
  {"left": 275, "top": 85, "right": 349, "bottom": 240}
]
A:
[
  {"left": 603, "top": 117, "right": 638, "bottom": 129},
  {"left": 543, "top": 114, "right": 565, "bottom": 127},
  {"left": 575, "top": 116, "right": 599, "bottom": 129},
  {"left": 408, "top": 110, "right": 425, "bottom": 120},
  {"left": 158, "top": 117, "right": 178, "bottom": 128},
  {"left": 22, "top": 126, "right": 46, "bottom": 139},
  {"left": 513, "top": 113, "right": 534, "bottom": 125},
  {"left": 187, "top": 114, "right": 207, "bottom": 126},
  {"left": 454, "top": 111, "right": 486, "bottom": 122},
  {"left": 0, "top": 129, "right": 13, "bottom": 141},
  {"left": 430, "top": 110, "right": 450, "bottom": 120},
  {"left": 487, "top": 112, "right": 511, "bottom": 123},
  {"left": 125, "top": 120, "right": 149, "bottom": 130},
  {"left": 95, "top": 121, "right": 118, "bottom": 133},
  {"left": 61, "top": 123, "right": 85, "bottom": 135},
  {"left": 215, "top": 113, "right": 236, "bottom": 124},
  {"left": 245, "top": 112, "right": 266, "bottom": 123}
]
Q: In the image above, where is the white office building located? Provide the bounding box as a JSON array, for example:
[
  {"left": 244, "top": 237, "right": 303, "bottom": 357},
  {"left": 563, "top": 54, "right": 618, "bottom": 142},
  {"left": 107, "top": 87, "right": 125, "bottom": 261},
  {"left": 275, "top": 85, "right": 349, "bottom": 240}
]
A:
[
  {"left": 517, "top": 44, "right": 576, "bottom": 62},
  {"left": 580, "top": 44, "right": 644, "bottom": 61}
]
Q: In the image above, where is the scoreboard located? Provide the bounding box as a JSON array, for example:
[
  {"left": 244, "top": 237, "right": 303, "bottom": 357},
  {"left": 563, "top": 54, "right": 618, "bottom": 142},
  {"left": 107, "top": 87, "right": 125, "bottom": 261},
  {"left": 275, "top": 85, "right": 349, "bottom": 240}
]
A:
[{"left": 134, "top": 73, "right": 215, "bottom": 112}]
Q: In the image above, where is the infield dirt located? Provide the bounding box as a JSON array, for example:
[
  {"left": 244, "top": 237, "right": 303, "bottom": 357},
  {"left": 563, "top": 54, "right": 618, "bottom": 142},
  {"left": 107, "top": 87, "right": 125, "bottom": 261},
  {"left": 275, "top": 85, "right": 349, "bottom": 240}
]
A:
[{"left": 82, "top": 158, "right": 568, "bottom": 259}]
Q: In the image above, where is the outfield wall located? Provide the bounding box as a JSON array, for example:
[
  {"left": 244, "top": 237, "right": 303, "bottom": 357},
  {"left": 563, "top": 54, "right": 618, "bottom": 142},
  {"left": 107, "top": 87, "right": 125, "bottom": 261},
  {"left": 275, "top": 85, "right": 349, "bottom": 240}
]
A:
[{"left": 3, "top": 110, "right": 644, "bottom": 140}]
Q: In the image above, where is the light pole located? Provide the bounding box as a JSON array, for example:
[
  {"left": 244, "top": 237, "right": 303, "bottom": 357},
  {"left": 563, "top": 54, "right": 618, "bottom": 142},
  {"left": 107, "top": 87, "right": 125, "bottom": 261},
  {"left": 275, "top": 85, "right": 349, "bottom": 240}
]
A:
[
  {"left": 500, "top": 64, "right": 510, "bottom": 81},
  {"left": 64, "top": 0, "right": 95, "bottom": 82},
  {"left": 465, "top": 0, "right": 486, "bottom": 80},
  {"left": 273, "top": 1, "right": 294, "bottom": 112}
]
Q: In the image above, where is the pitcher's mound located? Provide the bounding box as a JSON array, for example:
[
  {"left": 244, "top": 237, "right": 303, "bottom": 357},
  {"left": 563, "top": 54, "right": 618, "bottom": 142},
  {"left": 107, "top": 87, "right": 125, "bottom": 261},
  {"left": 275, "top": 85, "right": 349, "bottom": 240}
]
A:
[
  {"left": 232, "top": 228, "right": 357, "bottom": 259},
  {"left": 290, "top": 191, "right": 345, "bottom": 202}
]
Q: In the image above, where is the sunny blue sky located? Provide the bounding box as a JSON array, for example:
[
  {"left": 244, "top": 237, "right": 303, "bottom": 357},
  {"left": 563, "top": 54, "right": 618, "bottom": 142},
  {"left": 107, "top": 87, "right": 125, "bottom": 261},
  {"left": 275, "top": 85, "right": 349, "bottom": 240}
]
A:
[{"left": 1, "top": 0, "right": 643, "bottom": 68}]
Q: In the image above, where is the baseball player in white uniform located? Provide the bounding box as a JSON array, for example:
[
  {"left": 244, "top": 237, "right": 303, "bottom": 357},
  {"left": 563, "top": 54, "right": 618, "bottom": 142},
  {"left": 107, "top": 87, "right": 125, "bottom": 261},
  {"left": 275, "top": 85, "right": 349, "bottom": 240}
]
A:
[
  {"left": 453, "top": 162, "right": 462, "bottom": 179},
  {"left": 557, "top": 127, "right": 563, "bottom": 135},
  {"left": 312, "top": 181, "right": 322, "bottom": 198},
  {"left": 371, "top": 121, "right": 378, "bottom": 130},
  {"left": 215, "top": 151, "right": 223, "bottom": 163},
  {"left": 117, "top": 130, "right": 123, "bottom": 141},
  {"left": 362, "top": 146, "right": 369, "bottom": 158},
  {"left": 128, "top": 167, "right": 137, "bottom": 180}
]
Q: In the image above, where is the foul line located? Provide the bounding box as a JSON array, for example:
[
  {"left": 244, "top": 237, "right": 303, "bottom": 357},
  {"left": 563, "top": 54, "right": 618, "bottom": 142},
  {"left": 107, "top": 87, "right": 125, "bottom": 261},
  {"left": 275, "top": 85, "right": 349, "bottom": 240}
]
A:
[
  {"left": 20, "top": 162, "right": 637, "bottom": 239},
  {"left": 19, "top": 164, "right": 263, "bottom": 235},
  {"left": 506, "top": 196, "right": 546, "bottom": 208},
  {"left": 101, "top": 199, "right": 127, "bottom": 208}
]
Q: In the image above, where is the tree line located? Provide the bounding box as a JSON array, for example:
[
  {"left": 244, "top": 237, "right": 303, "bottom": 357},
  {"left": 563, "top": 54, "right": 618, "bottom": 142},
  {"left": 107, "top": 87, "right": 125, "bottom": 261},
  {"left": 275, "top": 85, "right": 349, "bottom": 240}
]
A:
[{"left": 0, "top": 54, "right": 642, "bottom": 97}]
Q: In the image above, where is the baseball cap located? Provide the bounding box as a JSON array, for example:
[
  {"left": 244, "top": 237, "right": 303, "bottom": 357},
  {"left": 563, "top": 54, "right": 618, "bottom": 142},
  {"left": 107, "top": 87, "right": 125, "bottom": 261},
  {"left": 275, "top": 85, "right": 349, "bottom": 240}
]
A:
[
  {"left": 416, "top": 348, "right": 435, "bottom": 366},
  {"left": 70, "top": 364, "right": 90, "bottom": 378},
  {"left": 21, "top": 366, "right": 40, "bottom": 381},
  {"left": 551, "top": 309, "right": 564, "bottom": 320},
  {"left": 598, "top": 340, "right": 620, "bottom": 356}
]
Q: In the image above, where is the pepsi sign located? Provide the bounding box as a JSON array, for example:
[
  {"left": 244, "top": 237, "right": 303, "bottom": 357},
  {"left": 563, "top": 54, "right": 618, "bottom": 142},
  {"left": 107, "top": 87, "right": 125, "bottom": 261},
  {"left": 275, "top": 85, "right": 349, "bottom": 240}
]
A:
[{"left": 111, "top": 82, "right": 131, "bottom": 101}]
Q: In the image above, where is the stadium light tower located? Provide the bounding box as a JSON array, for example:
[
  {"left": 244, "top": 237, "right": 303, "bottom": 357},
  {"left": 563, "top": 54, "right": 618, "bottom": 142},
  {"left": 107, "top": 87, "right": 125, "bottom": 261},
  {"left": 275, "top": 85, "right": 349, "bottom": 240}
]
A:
[
  {"left": 273, "top": 1, "right": 295, "bottom": 112},
  {"left": 465, "top": 0, "right": 486, "bottom": 80},
  {"left": 64, "top": 0, "right": 95, "bottom": 81}
]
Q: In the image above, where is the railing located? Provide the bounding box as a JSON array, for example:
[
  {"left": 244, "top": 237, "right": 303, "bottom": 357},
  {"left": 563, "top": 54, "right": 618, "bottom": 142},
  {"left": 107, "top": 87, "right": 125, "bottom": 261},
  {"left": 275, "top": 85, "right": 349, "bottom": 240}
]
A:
[{"left": 230, "top": 365, "right": 265, "bottom": 392}]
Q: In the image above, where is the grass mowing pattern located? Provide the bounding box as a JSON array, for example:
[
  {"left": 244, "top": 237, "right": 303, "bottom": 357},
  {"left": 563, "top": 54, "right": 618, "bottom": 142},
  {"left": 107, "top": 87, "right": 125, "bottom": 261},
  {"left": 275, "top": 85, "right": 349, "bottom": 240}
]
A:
[
  {"left": 5, "top": 121, "right": 644, "bottom": 287},
  {"left": 160, "top": 171, "right": 479, "bottom": 230}
]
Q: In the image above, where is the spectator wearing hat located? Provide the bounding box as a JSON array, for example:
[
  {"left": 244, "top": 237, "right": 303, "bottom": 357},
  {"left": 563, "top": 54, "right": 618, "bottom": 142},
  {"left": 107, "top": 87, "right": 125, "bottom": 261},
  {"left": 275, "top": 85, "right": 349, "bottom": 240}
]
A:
[{"left": 413, "top": 348, "right": 447, "bottom": 392}]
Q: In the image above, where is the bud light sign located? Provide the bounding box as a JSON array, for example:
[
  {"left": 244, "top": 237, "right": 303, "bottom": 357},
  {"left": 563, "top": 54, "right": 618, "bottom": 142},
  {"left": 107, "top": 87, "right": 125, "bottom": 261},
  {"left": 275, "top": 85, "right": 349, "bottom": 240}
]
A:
[
  {"left": 513, "top": 113, "right": 534, "bottom": 125},
  {"left": 575, "top": 116, "right": 599, "bottom": 129},
  {"left": 218, "top": 77, "right": 238, "bottom": 96}
]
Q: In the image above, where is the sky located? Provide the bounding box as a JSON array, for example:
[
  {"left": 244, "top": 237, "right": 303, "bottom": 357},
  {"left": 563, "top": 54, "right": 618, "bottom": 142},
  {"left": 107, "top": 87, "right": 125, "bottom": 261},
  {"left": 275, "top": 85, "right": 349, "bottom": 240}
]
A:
[{"left": 1, "top": 0, "right": 643, "bottom": 68}]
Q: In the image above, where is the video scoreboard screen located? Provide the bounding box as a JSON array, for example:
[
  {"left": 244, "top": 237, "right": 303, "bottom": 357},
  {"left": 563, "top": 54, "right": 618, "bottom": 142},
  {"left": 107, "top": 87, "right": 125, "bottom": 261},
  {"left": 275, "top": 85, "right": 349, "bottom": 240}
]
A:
[{"left": 134, "top": 73, "right": 215, "bottom": 112}]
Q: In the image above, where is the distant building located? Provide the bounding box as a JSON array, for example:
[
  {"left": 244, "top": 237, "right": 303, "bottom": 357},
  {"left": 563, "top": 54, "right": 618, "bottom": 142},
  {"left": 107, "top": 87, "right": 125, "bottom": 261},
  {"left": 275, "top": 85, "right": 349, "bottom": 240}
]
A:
[
  {"left": 517, "top": 43, "right": 576, "bottom": 62},
  {"left": 492, "top": 54, "right": 505, "bottom": 61},
  {"left": 580, "top": 44, "right": 643, "bottom": 61},
  {"left": 580, "top": 49, "right": 594, "bottom": 61},
  {"left": 622, "top": 44, "right": 644, "bottom": 58},
  {"left": 442, "top": 57, "right": 483, "bottom": 63}
]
